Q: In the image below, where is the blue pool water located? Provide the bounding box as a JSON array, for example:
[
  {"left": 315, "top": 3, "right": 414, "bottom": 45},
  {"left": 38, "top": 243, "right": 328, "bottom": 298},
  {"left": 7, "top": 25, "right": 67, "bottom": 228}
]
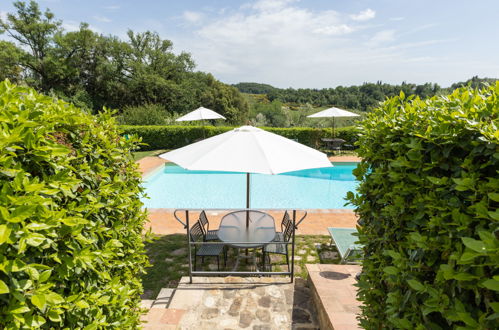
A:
[{"left": 141, "top": 163, "right": 358, "bottom": 209}]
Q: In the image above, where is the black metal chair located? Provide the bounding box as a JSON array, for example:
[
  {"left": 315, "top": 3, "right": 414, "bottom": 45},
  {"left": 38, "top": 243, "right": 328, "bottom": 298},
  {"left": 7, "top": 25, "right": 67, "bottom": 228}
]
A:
[
  {"left": 189, "top": 221, "right": 226, "bottom": 270},
  {"left": 329, "top": 138, "right": 346, "bottom": 154},
  {"left": 274, "top": 211, "right": 292, "bottom": 241},
  {"left": 198, "top": 210, "right": 219, "bottom": 241},
  {"left": 263, "top": 217, "right": 294, "bottom": 271}
]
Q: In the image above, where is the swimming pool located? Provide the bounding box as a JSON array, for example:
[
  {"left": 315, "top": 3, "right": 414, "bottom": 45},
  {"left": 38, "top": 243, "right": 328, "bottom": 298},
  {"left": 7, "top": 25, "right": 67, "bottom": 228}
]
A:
[{"left": 141, "top": 162, "right": 358, "bottom": 209}]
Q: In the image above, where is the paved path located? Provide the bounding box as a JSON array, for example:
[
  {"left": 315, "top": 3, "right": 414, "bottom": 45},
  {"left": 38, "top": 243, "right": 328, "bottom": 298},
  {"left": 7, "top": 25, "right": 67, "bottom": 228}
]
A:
[
  {"left": 307, "top": 264, "right": 362, "bottom": 329},
  {"left": 169, "top": 276, "right": 318, "bottom": 329}
]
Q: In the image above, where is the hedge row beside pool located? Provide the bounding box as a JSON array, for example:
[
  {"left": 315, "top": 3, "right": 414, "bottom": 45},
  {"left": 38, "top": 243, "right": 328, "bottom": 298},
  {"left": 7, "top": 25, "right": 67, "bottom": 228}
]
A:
[
  {"left": 120, "top": 125, "right": 359, "bottom": 150},
  {"left": 349, "top": 84, "right": 499, "bottom": 328}
]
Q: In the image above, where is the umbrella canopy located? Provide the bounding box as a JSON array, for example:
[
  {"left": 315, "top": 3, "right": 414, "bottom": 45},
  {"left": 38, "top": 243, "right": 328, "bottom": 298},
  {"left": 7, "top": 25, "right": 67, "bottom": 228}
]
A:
[
  {"left": 176, "top": 107, "right": 226, "bottom": 122},
  {"left": 160, "top": 125, "right": 331, "bottom": 175},
  {"left": 307, "top": 107, "right": 360, "bottom": 138},
  {"left": 307, "top": 107, "right": 360, "bottom": 118}
]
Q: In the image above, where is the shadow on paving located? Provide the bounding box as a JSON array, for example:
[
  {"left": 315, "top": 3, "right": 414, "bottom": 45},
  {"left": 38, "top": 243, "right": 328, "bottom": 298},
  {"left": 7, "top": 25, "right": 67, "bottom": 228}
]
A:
[{"left": 141, "top": 233, "right": 340, "bottom": 305}]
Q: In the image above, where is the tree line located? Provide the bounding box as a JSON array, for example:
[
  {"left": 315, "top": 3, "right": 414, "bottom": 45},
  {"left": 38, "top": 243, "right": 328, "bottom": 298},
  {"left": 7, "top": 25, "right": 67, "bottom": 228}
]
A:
[
  {"left": 0, "top": 1, "right": 249, "bottom": 123},
  {"left": 234, "top": 76, "right": 497, "bottom": 113}
]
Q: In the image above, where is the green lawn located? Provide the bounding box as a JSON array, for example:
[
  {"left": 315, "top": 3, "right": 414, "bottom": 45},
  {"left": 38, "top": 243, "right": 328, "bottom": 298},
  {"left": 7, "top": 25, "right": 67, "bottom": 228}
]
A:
[
  {"left": 132, "top": 149, "right": 168, "bottom": 161},
  {"left": 141, "top": 234, "right": 340, "bottom": 299}
]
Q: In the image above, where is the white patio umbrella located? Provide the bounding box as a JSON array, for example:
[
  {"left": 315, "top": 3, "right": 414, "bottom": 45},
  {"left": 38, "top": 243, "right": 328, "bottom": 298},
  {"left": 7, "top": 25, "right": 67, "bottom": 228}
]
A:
[
  {"left": 176, "top": 107, "right": 226, "bottom": 138},
  {"left": 159, "top": 126, "right": 332, "bottom": 225},
  {"left": 307, "top": 107, "right": 360, "bottom": 137}
]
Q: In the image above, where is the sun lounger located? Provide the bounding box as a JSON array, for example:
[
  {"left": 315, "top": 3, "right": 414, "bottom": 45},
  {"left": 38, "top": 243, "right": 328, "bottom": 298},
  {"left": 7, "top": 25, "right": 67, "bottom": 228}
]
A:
[{"left": 327, "top": 227, "right": 363, "bottom": 264}]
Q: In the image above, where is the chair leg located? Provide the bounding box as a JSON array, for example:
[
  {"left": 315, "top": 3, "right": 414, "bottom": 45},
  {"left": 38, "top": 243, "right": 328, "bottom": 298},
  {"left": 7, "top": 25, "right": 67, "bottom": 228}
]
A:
[
  {"left": 194, "top": 255, "right": 197, "bottom": 271},
  {"left": 217, "top": 256, "right": 220, "bottom": 271},
  {"left": 285, "top": 253, "right": 290, "bottom": 272}
]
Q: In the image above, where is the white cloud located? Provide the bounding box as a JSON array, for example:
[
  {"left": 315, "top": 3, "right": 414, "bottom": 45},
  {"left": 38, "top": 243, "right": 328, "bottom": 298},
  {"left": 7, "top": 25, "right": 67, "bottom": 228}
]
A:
[
  {"left": 368, "top": 30, "right": 396, "bottom": 46},
  {"left": 182, "top": 11, "right": 204, "bottom": 24},
  {"left": 0, "top": 10, "right": 8, "bottom": 22},
  {"left": 171, "top": 0, "right": 459, "bottom": 88},
  {"left": 409, "top": 23, "right": 437, "bottom": 33},
  {"left": 251, "top": 0, "right": 297, "bottom": 12},
  {"left": 62, "top": 20, "right": 80, "bottom": 32},
  {"left": 313, "top": 24, "right": 354, "bottom": 36},
  {"left": 350, "top": 8, "right": 375, "bottom": 21},
  {"left": 389, "top": 17, "right": 405, "bottom": 21},
  {"left": 93, "top": 15, "right": 111, "bottom": 23}
]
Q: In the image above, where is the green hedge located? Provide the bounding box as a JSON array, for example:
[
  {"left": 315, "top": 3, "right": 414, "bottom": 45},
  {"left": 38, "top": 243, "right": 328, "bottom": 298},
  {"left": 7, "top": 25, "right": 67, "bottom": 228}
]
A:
[
  {"left": 121, "top": 125, "right": 359, "bottom": 150},
  {"left": 0, "top": 81, "right": 148, "bottom": 328},
  {"left": 348, "top": 85, "right": 498, "bottom": 328}
]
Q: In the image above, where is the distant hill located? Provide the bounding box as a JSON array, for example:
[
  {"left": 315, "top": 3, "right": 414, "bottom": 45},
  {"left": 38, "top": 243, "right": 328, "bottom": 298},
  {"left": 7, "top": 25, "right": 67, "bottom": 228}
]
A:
[
  {"left": 233, "top": 82, "right": 278, "bottom": 94},
  {"left": 233, "top": 76, "right": 498, "bottom": 112}
]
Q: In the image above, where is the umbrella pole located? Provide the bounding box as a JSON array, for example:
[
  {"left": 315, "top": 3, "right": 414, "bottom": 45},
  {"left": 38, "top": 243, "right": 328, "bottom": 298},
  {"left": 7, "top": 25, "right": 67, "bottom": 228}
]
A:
[
  {"left": 202, "top": 119, "right": 206, "bottom": 138},
  {"left": 246, "top": 172, "right": 250, "bottom": 228},
  {"left": 332, "top": 117, "right": 335, "bottom": 138}
]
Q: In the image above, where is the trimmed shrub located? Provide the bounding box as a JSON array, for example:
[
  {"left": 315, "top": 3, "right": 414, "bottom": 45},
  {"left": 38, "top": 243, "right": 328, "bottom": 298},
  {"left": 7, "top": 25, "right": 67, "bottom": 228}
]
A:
[
  {"left": 0, "top": 81, "right": 148, "bottom": 328},
  {"left": 348, "top": 85, "right": 498, "bottom": 328},
  {"left": 117, "top": 103, "right": 168, "bottom": 125},
  {"left": 121, "top": 125, "right": 359, "bottom": 150}
]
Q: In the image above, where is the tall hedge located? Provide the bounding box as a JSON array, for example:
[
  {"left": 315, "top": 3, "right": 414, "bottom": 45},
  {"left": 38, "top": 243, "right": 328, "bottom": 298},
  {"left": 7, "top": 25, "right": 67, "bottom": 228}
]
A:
[
  {"left": 121, "top": 125, "right": 359, "bottom": 150},
  {"left": 349, "top": 85, "right": 498, "bottom": 328},
  {"left": 0, "top": 81, "right": 148, "bottom": 328}
]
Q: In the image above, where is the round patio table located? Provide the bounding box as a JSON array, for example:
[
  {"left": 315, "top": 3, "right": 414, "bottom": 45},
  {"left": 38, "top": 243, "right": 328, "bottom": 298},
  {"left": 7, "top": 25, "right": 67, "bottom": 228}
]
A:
[
  {"left": 217, "top": 210, "right": 276, "bottom": 248},
  {"left": 217, "top": 210, "right": 276, "bottom": 271}
]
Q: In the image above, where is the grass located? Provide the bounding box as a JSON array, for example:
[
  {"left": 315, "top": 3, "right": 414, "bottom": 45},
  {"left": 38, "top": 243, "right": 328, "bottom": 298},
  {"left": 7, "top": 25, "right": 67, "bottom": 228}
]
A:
[
  {"left": 141, "top": 234, "right": 341, "bottom": 299},
  {"left": 132, "top": 149, "right": 168, "bottom": 161}
]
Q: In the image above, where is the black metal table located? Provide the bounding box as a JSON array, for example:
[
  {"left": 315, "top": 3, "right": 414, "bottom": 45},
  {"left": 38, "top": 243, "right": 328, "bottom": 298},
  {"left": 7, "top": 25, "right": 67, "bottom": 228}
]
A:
[{"left": 217, "top": 210, "right": 276, "bottom": 270}]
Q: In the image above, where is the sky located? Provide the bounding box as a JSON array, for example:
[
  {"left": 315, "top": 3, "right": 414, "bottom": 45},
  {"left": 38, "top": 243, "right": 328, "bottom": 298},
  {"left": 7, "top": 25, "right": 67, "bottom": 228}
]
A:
[{"left": 1, "top": 0, "right": 498, "bottom": 88}]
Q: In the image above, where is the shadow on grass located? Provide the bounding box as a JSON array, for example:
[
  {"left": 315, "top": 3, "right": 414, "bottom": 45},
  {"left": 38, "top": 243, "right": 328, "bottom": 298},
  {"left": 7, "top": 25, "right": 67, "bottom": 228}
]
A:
[{"left": 141, "top": 234, "right": 340, "bottom": 299}]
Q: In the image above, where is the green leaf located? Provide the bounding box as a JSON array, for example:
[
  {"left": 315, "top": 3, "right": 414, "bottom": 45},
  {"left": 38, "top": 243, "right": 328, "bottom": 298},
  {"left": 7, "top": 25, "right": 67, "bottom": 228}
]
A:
[
  {"left": 407, "top": 279, "right": 425, "bottom": 291},
  {"left": 0, "top": 224, "right": 12, "bottom": 244},
  {"left": 383, "top": 266, "right": 399, "bottom": 275},
  {"left": 61, "top": 217, "right": 88, "bottom": 226},
  {"left": 28, "top": 315, "right": 46, "bottom": 327},
  {"left": 48, "top": 309, "right": 62, "bottom": 322},
  {"left": 489, "top": 192, "right": 499, "bottom": 202},
  {"left": 76, "top": 300, "right": 90, "bottom": 308},
  {"left": 25, "top": 233, "right": 45, "bottom": 247},
  {"left": 488, "top": 210, "right": 499, "bottom": 221},
  {"left": 46, "top": 292, "right": 65, "bottom": 305},
  {"left": 461, "top": 237, "right": 486, "bottom": 253},
  {"left": 31, "top": 294, "right": 46, "bottom": 310},
  {"left": 39, "top": 270, "right": 52, "bottom": 283},
  {"left": 453, "top": 273, "right": 478, "bottom": 281},
  {"left": 482, "top": 279, "right": 499, "bottom": 291},
  {"left": 83, "top": 324, "right": 98, "bottom": 330},
  {"left": 10, "top": 306, "right": 30, "bottom": 314},
  {"left": 0, "top": 280, "right": 9, "bottom": 294}
]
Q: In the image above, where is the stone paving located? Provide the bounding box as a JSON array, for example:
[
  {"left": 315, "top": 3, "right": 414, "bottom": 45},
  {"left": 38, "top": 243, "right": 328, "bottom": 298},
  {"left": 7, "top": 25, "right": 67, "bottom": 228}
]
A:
[{"left": 164, "top": 276, "right": 319, "bottom": 329}]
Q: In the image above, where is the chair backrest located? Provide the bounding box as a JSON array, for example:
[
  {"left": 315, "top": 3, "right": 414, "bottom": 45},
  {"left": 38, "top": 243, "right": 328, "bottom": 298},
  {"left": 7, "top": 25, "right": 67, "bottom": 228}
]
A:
[
  {"left": 199, "top": 211, "right": 209, "bottom": 232},
  {"left": 283, "top": 217, "right": 295, "bottom": 242},
  {"left": 281, "top": 211, "right": 292, "bottom": 232},
  {"left": 189, "top": 221, "right": 204, "bottom": 242}
]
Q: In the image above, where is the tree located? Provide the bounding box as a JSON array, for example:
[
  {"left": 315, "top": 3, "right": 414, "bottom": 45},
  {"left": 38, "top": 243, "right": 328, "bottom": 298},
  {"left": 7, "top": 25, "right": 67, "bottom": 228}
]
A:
[{"left": 0, "top": 0, "right": 61, "bottom": 91}]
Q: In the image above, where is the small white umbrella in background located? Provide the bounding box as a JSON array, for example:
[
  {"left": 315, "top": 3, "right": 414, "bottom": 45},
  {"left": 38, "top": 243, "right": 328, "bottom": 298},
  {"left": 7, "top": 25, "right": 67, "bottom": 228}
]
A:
[
  {"left": 307, "top": 107, "right": 360, "bottom": 138},
  {"left": 176, "top": 106, "right": 226, "bottom": 138},
  {"left": 159, "top": 126, "right": 332, "bottom": 225}
]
